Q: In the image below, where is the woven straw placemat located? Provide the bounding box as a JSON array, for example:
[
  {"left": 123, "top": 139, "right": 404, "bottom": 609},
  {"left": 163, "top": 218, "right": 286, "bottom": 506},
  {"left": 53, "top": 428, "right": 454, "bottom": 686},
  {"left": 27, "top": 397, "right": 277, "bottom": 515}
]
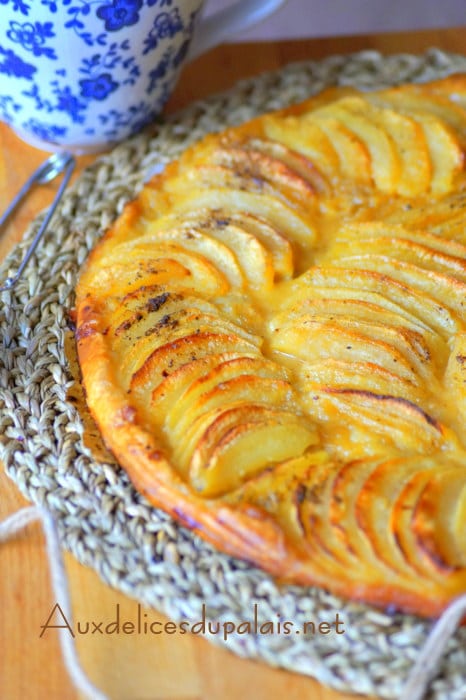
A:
[{"left": 1, "top": 49, "right": 466, "bottom": 700}]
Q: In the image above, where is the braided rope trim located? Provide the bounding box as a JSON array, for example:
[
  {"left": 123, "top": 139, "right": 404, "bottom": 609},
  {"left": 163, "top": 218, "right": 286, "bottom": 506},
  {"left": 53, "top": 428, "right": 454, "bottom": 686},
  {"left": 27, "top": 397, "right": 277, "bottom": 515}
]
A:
[{"left": 1, "top": 50, "right": 466, "bottom": 700}]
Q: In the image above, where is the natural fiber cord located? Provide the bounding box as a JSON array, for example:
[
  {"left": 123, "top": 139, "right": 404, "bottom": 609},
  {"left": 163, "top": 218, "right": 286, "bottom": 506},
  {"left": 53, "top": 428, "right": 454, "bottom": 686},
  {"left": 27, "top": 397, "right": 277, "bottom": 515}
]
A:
[
  {"left": 0, "top": 507, "right": 108, "bottom": 700},
  {"left": 1, "top": 50, "right": 466, "bottom": 700}
]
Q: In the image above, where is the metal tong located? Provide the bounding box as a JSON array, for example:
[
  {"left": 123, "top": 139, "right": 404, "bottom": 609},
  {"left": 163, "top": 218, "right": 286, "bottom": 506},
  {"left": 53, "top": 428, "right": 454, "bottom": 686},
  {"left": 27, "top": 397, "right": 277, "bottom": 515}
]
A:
[{"left": 0, "top": 151, "right": 76, "bottom": 292}]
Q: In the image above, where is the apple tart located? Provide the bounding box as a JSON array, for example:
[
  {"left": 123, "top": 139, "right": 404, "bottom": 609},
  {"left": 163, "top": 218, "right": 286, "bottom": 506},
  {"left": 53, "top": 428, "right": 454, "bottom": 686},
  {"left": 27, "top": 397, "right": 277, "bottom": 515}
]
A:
[{"left": 75, "top": 76, "right": 466, "bottom": 618}]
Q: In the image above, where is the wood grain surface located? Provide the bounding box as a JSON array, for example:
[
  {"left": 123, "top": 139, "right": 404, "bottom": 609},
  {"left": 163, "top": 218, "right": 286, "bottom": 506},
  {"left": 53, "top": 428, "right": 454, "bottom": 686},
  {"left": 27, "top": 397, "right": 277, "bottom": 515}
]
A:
[{"left": 1, "top": 28, "right": 464, "bottom": 700}]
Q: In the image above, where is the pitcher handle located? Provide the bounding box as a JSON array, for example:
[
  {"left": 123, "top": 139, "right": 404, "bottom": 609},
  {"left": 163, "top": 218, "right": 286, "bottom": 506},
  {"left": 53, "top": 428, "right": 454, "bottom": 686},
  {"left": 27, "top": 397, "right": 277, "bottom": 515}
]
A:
[{"left": 187, "top": 0, "right": 287, "bottom": 61}]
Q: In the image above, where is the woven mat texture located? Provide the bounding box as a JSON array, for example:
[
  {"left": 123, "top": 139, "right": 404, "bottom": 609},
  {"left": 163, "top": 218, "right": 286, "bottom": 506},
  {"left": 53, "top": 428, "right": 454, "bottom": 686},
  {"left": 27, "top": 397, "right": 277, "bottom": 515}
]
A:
[{"left": 1, "top": 50, "right": 466, "bottom": 700}]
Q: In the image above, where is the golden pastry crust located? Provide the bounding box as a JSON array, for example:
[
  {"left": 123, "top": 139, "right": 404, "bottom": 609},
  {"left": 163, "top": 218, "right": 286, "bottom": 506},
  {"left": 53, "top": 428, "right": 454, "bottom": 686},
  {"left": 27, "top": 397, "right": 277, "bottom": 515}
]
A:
[{"left": 75, "top": 76, "right": 466, "bottom": 618}]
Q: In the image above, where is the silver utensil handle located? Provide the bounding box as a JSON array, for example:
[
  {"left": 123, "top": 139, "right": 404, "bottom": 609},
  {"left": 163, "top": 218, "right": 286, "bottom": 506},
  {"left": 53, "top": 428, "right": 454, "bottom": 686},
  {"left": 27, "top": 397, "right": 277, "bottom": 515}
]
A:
[{"left": 0, "top": 156, "right": 76, "bottom": 292}]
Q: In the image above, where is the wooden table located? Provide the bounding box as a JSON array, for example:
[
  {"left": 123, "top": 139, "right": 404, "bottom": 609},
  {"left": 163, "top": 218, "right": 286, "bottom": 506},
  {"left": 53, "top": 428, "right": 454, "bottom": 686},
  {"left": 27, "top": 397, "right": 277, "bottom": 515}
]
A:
[{"left": 1, "top": 28, "right": 464, "bottom": 700}]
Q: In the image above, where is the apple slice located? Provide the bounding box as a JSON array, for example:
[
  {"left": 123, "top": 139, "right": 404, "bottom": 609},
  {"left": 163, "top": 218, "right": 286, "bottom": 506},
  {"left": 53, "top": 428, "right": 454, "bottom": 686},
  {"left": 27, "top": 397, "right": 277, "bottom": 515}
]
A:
[
  {"left": 445, "top": 331, "right": 466, "bottom": 430},
  {"left": 223, "top": 451, "right": 330, "bottom": 551},
  {"left": 121, "top": 232, "right": 245, "bottom": 290},
  {"left": 189, "top": 413, "right": 318, "bottom": 497},
  {"left": 109, "top": 295, "right": 220, "bottom": 343},
  {"left": 120, "top": 313, "right": 262, "bottom": 391},
  {"left": 372, "top": 91, "right": 466, "bottom": 182},
  {"left": 335, "top": 221, "right": 466, "bottom": 260},
  {"left": 226, "top": 452, "right": 357, "bottom": 581},
  {"left": 276, "top": 310, "right": 434, "bottom": 377},
  {"left": 304, "top": 389, "right": 448, "bottom": 457},
  {"left": 413, "top": 468, "right": 466, "bottom": 571},
  {"left": 129, "top": 332, "right": 260, "bottom": 399},
  {"left": 263, "top": 114, "right": 341, "bottom": 181},
  {"left": 312, "top": 96, "right": 401, "bottom": 192},
  {"left": 169, "top": 188, "right": 317, "bottom": 247},
  {"left": 373, "top": 85, "right": 466, "bottom": 148},
  {"left": 224, "top": 211, "right": 294, "bottom": 281},
  {"left": 328, "top": 236, "right": 466, "bottom": 283},
  {"left": 165, "top": 355, "right": 289, "bottom": 433},
  {"left": 90, "top": 243, "right": 232, "bottom": 298},
  {"left": 212, "top": 145, "right": 318, "bottom": 205},
  {"left": 355, "top": 456, "right": 447, "bottom": 587},
  {"left": 299, "top": 267, "right": 460, "bottom": 338},
  {"left": 392, "top": 468, "right": 453, "bottom": 581},
  {"left": 79, "top": 258, "right": 193, "bottom": 299},
  {"left": 332, "top": 255, "right": 466, "bottom": 319},
  {"left": 270, "top": 315, "right": 425, "bottom": 383},
  {"left": 404, "top": 112, "right": 463, "bottom": 193},
  {"left": 112, "top": 308, "right": 260, "bottom": 363},
  {"left": 282, "top": 281, "right": 436, "bottom": 336},
  {"left": 135, "top": 207, "right": 296, "bottom": 283},
  {"left": 365, "top": 105, "right": 431, "bottom": 196},
  {"left": 170, "top": 375, "right": 300, "bottom": 453},
  {"left": 299, "top": 358, "right": 424, "bottom": 404},
  {"left": 245, "top": 137, "right": 328, "bottom": 194},
  {"left": 327, "top": 457, "right": 408, "bottom": 580},
  {"left": 311, "top": 112, "right": 371, "bottom": 183},
  {"left": 272, "top": 296, "right": 436, "bottom": 343},
  {"left": 149, "top": 352, "right": 257, "bottom": 411},
  {"left": 196, "top": 221, "right": 275, "bottom": 291}
]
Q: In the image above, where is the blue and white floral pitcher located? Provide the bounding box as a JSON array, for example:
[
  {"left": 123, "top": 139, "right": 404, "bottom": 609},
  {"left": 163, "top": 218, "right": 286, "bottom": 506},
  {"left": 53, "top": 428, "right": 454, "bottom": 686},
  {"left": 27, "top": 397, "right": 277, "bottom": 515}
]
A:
[{"left": 0, "top": 0, "right": 286, "bottom": 153}]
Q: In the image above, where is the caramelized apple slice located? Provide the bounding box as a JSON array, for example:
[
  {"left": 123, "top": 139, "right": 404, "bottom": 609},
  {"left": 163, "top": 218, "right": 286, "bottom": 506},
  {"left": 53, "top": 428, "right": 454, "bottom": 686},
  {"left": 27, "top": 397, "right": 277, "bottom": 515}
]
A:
[
  {"left": 334, "top": 221, "right": 466, "bottom": 260},
  {"left": 197, "top": 221, "right": 275, "bottom": 290},
  {"left": 366, "top": 105, "right": 431, "bottom": 196},
  {"left": 445, "top": 331, "right": 466, "bottom": 429},
  {"left": 120, "top": 311, "right": 262, "bottom": 387},
  {"left": 312, "top": 96, "right": 401, "bottom": 192},
  {"left": 304, "top": 390, "right": 449, "bottom": 457},
  {"left": 150, "top": 352, "right": 258, "bottom": 412},
  {"left": 166, "top": 355, "right": 289, "bottom": 432},
  {"left": 405, "top": 112, "right": 463, "bottom": 193},
  {"left": 263, "top": 114, "right": 341, "bottom": 181},
  {"left": 273, "top": 296, "right": 435, "bottom": 343},
  {"left": 137, "top": 207, "right": 295, "bottom": 282},
  {"left": 114, "top": 309, "right": 259, "bottom": 364},
  {"left": 223, "top": 451, "right": 330, "bottom": 550},
  {"left": 292, "top": 267, "right": 460, "bottom": 338},
  {"left": 391, "top": 467, "right": 466, "bottom": 588},
  {"left": 311, "top": 112, "right": 371, "bottom": 183},
  {"left": 270, "top": 316, "right": 423, "bottom": 382},
  {"left": 413, "top": 468, "right": 466, "bottom": 571},
  {"left": 332, "top": 255, "right": 466, "bottom": 319},
  {"left": 170, "top": 188, "right": 316, "bottom": 246},
  {"left": 326, "top": 457, "right": 411, "bottom": 581},
  {"left": 329, "top": 236, "right": 466, "bottom": 283},
  {"left": 224, "top": 211, "right": 294, "bottom": 280},
  {"left": 190, "top": 413, "right": 318, "bottom": 497},
  {"left": 370, "top": 91, "right": 464, "bottom": 192},
  {"left": 356, "top": 457, "right": 427, "bottom": 579},
  {"left": 129, "top": 333, "right": 261, "bottom": 399},
  {"left": 118, "top": 233, "right": 245, "bottom": 289},
  {"left": 79, "top": 258, "right": 195, "bottom": 298},
  {"left": 212, "top": 145, "right": 318, "bottom": 204},
  {"left": 109, "top": 295, "right": 220, "bottom": 342},
  {"left": 382, "top": 189, "right": 466, "bottom": 231},
  {"left": 88, "top": 245, "right": 231, "bottom": 298},
  {"left": 373, "top": 86, "right": 466, "bottom": 148},
  {"left": 282, "top": 281, "right": 436, "bottom": 336},
  {"left": 299, "top": 359, "right": 424, "bottom": 404},
  {"left": 226, "top": 452, "right": 361, "bottom": 581},
  {"left": 171, "top": 376, "right": 301, "bottom": 464},
  {"left": 245, "top": 137, "right": 328, "bottom": 194}
]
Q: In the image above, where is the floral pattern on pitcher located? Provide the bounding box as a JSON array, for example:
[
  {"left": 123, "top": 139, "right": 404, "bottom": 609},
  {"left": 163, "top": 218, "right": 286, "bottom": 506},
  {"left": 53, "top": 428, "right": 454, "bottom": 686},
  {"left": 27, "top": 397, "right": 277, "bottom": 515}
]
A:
[
  {"left": 0, "top": 0, "right": 283, "bottom": 150},
  {"left": 0, "top": 0, "right": 195, "bottom": 146}
]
